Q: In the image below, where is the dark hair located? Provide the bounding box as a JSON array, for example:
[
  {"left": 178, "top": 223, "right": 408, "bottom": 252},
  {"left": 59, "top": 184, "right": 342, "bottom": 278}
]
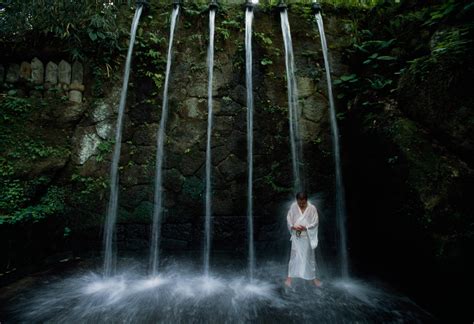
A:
[{"left": 296, "top": 192, "right": 308, "bottom": 200}]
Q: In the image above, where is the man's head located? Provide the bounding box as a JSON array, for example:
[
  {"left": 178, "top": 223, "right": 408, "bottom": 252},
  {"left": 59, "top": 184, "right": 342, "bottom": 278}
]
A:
[{"left": 296, "top": 192, "right": 308, "bottom": 209}]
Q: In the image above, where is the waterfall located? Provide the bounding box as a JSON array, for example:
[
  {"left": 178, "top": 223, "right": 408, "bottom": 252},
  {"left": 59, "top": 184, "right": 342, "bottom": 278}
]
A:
[
  {"left": 149, "top": 6, "right": 180, "bottom": 276},
  {"left": 103, "top": 5, "right": 143, "bottom": 278},
  {"left": 204, "top": 8, "right": 216, "bottom": 278},
  {"left": 315, "top": 11, "right": 349, "bottom": 278},
  {"left": 245, "top": 7, "right": 255, "bottom": 281},
  {"left": 280, "top": 9, "right": 304, "bottom": 193}
]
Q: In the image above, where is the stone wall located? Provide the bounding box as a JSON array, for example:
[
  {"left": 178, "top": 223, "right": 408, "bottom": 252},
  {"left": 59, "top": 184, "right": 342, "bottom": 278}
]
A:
[{"left": 0, "top": 5, "right": 355, "bottom": 263}]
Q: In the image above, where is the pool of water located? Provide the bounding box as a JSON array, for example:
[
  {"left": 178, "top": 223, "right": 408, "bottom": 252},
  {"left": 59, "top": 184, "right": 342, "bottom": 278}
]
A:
[{"left": 0, "top": 256, "right": 433, "bottom": 323}]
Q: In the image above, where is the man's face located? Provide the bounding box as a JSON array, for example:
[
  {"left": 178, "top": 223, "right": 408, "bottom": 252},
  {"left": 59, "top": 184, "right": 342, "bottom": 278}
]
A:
[{"left": 297, "top": 198, "right": 307, "bottom": 209}]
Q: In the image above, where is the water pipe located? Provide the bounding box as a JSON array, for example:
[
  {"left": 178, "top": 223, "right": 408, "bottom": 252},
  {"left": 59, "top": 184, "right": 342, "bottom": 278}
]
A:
[
  {"left": 209, "top": 0, "right": 219, "bottom": 11},
  {"left": 245, "top": 0, "right": 258, "bottom": 10},
  {"left": 172, "top": 0, "right": 182, "bottom": 9},
  {"left": 311, "top": 1, "right": 322, "bottom": 14},
  {"left": 135, "top": 0, "right": 149, "bottom": 8},
  {"left": 276, "top": 0, "right": 287, "bottom": 11}
]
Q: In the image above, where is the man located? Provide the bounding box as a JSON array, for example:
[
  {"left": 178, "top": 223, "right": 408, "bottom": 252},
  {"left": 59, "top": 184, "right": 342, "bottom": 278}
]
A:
[{"left": 285, "top": 192, "right": 322, "bottom": 287}]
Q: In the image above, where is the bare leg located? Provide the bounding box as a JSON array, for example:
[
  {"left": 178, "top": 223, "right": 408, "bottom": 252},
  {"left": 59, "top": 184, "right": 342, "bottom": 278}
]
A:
[
  {"left": 284, "top": 277, "right": 292, "bottom": 287},
  {"left": 313, "top": 278, "right": 322, "bottom": 287}
]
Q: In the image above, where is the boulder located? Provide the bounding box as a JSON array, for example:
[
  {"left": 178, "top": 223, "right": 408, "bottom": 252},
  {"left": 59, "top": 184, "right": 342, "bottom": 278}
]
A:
[
  {"left": 95, "top": 121, "right": 113, "bottom": 140},
  {"left": 164, "top": 168, "right": 185, "bottom": 193},
  {"left": 179, "top": 150, "right": 205, "bottom": 176},
  {"left": 59, "top": 103, "right": 86, "bottom": 124},
  {"left": 178, "top": 97, "right": 207, "bottom": 119},
  {"left": 230, "top": 84, "right": 246, "bottom": 106},
  {"left": 92, "top": 100, "right": 115, "bottom": 123},
  {"left": 214, "top": 97, "right": 242, "bottom": 116},
  {"left": 76, "top": 131, "right": 101, "bottom": 165},
  {"left": 217, "top": 154, "right": 245, "bottom": 181},
  {"left": 297, "top": 76, "right": 316, "bottom": 97}
]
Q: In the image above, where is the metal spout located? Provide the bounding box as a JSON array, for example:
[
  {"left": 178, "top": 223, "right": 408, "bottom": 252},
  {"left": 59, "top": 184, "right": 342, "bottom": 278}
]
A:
[
  {"left": 209, "top": 0, "right": 219, "bottom": 10},
  {"left": 311, "top": 1, "right": 322, "bottom": 14},
  {"left": 172, "top": 0, "right": 182, "bottom": 9},
  {"left": 136, "top": 0, "right": 149, "bottom": 8},
  {"left": 276, "top": 0, "right": 287, "bottom": 11},
  {"left": 245, "top": 0, "right": 257, "bottom": 10}
]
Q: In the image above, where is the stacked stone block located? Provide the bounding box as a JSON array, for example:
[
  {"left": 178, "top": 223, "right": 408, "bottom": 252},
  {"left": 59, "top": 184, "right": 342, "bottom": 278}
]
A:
[{"left": 1, "top": 58, "right": 84, "bottom": 103}]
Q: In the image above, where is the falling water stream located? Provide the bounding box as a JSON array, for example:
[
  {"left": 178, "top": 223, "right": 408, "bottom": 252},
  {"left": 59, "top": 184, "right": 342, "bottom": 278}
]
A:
[
  {"left": 103, "top": 5, "right": 143, "bottom": 277},
  {"left": 149, "top": 5, "right": 180, "bottom": 276},
  {"left": 204, "top": 7, "right": 216, "bottom": 278},
  {"left": 245, "top": 6, "right": 255, "bottom": 281},
  {"left": 315, "top": 11, "right": 349, "bottom": 278},
  {"left": 280, "top": 9, "right": 304, "bottom": 192}
]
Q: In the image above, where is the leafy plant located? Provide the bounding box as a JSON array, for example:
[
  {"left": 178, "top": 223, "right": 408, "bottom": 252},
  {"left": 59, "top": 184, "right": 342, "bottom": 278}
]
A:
[
  {"left": 71, "top": 174, "right": 108, "bottom": 192},
  {"left": 0, "top": 96, "right": 32, "bottom": 122},
  {"left": 96, "top": 140, "right": 114, "bottom": 162},
  {"left": 333, "top": 74, "right": 360, "bottom": 99},
  {"left": 0, "top": 180, "right": 28, "bottom": 215},
  {"left": 260, "top": 58, "right": 273, "bottom": 66},
  {"left": 3, "top": 186, "right": 66, "bottom": 224},
  {"left": 423, "top": 0, "right": 458, "bottom": 27}
]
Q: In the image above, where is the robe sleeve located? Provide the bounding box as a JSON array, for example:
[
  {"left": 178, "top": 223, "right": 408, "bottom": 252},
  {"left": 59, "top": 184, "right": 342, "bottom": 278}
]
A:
[
  {"left": 306, "top": 205, "right": 319, "bottom": 229},
  {"left": 306, "top": 205, "right": 319, "bottom": 249},
  {"left": 287, "top": 207, "right": 293, "bottom": 234}
]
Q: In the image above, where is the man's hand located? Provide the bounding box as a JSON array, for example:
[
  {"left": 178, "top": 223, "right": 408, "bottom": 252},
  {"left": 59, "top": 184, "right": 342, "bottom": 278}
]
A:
[{"left": 293, "top": 225, "right": 306, "bottom": 231}]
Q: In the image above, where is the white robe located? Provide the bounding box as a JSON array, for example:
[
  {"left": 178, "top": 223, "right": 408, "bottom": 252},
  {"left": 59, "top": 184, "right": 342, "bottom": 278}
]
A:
[{"left": 287, "top": 202, "right": 319, "bottom": 280}]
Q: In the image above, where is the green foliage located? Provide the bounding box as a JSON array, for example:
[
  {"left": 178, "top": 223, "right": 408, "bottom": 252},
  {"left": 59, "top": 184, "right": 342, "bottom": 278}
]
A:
[
  {"left": 408, "top": 25, "right": 473, "bottom": 81},
  {"left": 0, "top": 95, "right": 71, "bottom": 183},
  {"left": 0, "top": 180, "right": 28, "bottom": 214},
  {"left": 216, "top": 27, "right": 231, "bottom": 40},
  {"left": 260, "top": 57, "right": 273, "bottom": 66},
  {"left": 1, "top": 186, "right": 65, "bottom": 224},
  {"left": 221, "top": 19, "right": 240, "bottom": 30},
  {"left": 333, "top": 74, "right": 360, "bottom": 99},
  {"left": 0, "top": 95, "right": 32, "bottom": 122},
  {"left": 26, "top": 140, "right": 64, "bottom": 160},
  {"left": 4, "top": 137, "right": 69, "bottom": 162},
  {"left": 335, "top": 30, "right": 399, "bottom": 99},
  {"left": 0, "top": 157, "right": 14, "bottom": 177},
  {"left": 96, "top": 140, "right": 114, "bottom": 163},
  {"left": 422, "top": 0, "right": 466, "bottom": 27},
  {"left": 13, "top": 186, "right": 65, "bottom": 223},
  {"left": 254, "top": 32, "right": 273, "bottom": 47},
  {"left": 135, "top": 29, "right": 167, "bottom": 95},
  {"left": 431, "top": 27, "right": 472, "bottom": 57},
  {"left": 181, "top": 2, "right": 207, "bottom": 17},
  {"left": 71, "top": 174, "right": 108, "bottom": 199},
  {"left": 0, "top": 1, "right": 126, "bottom": 60},
  {"left": 366, "top": 75, "right": 393, "bottom": 90},
  {"left": 261, "top": 99, "right": 286, "bottom": 115}
]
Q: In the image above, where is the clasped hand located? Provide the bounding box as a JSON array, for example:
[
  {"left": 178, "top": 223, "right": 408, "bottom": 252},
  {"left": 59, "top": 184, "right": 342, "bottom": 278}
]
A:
[{"left": 292, "top": 225, "right": 306, "bottom": 231}]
